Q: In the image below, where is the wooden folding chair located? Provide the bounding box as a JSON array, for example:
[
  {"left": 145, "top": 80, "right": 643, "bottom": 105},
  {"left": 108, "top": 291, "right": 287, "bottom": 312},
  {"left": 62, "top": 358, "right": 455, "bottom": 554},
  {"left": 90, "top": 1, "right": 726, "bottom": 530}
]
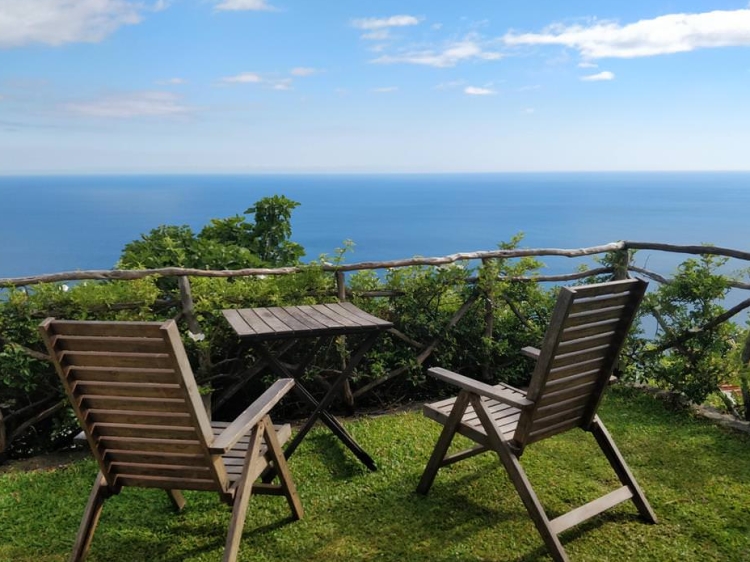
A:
[
  {"left": 39, "top": 318, "right": 303, "bottom": 562},
  {"left": 417, "top": 279, "right": 657, "bottom": 562}
]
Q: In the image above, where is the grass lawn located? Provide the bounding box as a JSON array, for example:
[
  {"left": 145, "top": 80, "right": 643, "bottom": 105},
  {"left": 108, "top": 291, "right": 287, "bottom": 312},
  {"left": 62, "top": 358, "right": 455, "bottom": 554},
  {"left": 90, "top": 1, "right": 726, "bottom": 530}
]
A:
[{"left": 1, "top": 387, "right": 749, "bottom": 562}]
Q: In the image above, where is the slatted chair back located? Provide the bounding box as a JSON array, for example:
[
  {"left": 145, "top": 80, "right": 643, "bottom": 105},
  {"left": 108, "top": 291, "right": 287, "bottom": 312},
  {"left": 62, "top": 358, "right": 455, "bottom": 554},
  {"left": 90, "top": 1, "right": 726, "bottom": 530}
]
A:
[
  {"left": 513, "top": 278, "right": 647, "bottom": 451},
  {"left": 39, "top": 318, "right": 229, "bottom": 495}
]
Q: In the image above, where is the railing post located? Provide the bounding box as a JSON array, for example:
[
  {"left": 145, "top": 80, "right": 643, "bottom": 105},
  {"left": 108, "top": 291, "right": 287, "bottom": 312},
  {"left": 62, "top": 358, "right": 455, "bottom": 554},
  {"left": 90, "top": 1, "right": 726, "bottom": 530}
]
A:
[
  {"left": 177, "top": 276, "right": 203, "bottom": 338},
  {"left": 482, "top": 258, "right": 495, "bottom": 382},
  {"left": 613, "top": 248, "right": 631, "bottom": 280},
  {"left": 177, "top": 276, "right": 210, "bottom": 392},
  {"left": 335, "top": 270, "right": 355, "bottom": 412}
]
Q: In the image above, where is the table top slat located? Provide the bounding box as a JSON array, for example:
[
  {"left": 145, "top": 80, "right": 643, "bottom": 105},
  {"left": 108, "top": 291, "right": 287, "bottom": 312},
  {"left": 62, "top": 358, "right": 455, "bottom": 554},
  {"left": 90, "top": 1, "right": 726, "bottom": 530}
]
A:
[
  {"left": 286, "top": 307, "right": 330, "bottom": 331},
  {"left": 222, "top": 309, "right": 255, "bottom": 337},
  {"left": 255, "top": 307, "right": 292, "bottom": 334},
  {"left": 296, "top": 305, "right": 346, "bottom": 329},
  {"left": 223, "top": 303, "right": 392, "bottom": 341},
  {"left": 268, "top": 307, "right": 314, "bottom": 333},
  {"left": 339, "top": 302, "right": 393, "bottom": 328},
  {"left": 236, "top": 309, "right": 273, "bottom": 335},
  {"left": 322, "top": 303, "right": 368, "bottom": 327},
  {"left": 315, "top": 304, "right": 362, "bottom": 328}
]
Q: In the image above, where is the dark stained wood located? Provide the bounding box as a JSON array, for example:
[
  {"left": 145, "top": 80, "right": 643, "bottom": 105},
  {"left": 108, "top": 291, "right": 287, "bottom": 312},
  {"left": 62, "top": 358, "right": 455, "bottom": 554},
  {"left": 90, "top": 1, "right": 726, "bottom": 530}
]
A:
[
  {"left": 222, "top": 302, "right": 391, "bottom": 471},
  {"left": 39, "top": 317, "right": 303, "bottom": 562},
  {"left": 223, "top": 303, "right": 392, "bottom": 342},
  {"left": 418, "top": 279, "right": 655, "bottom": 562}
]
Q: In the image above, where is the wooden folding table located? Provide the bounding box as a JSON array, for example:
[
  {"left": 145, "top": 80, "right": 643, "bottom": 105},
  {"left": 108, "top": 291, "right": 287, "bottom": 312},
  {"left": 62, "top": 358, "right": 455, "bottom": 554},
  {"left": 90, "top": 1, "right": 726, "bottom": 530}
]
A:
[{"left": 223, "top": 302, "right": 392, "bottom": 471}]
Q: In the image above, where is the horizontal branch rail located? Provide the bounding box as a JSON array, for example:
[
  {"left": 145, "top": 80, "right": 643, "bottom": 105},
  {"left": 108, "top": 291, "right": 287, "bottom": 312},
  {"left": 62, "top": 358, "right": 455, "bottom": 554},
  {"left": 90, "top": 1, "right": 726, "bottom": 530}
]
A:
[
  {"left": 624, "top": 241, "right": 750, "bottom": 262},
  {"left": 0, "top": 243, "right": 625, "bottom": 287}
]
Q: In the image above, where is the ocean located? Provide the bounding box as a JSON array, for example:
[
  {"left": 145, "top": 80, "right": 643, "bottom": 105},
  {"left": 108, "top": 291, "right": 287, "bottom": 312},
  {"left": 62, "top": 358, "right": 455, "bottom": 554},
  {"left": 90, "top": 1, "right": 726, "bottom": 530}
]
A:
[{"left": 1, "top": 172, "right": 749, "bottom": 279}]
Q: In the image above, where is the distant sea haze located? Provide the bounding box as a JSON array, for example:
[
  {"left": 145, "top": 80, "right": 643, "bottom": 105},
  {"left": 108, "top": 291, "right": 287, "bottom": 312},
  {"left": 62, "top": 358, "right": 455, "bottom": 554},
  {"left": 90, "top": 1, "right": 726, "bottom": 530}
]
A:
[{"left": 1, "top": 172, "right": 749, "bottom": 279}]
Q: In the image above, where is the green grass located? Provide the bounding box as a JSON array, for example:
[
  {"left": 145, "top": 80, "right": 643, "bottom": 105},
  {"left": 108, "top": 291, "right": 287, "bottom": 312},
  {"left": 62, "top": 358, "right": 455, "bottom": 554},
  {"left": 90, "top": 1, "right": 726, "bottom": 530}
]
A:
[{"left": 1, "top": 387, "right": 749, "bottom": 562}]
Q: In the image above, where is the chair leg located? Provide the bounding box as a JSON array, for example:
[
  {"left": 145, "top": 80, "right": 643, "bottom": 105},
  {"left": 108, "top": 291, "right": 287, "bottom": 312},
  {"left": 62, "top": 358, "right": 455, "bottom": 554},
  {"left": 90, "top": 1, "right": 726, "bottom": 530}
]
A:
[
  {"left": 590, "top": 415, "right": 658, "bottom": 524},
  {"left": 70, "top": 471, "right": 112, "bottom": 562},
  {"left": 417, "top": 391, "right": 471, "bottom": 495},
  {"left": 470, "top": 395, "right": 570, "bottom": 562},
  {"left": 223, "top": 422, "right": 264, "bottom": 562},
  {"left": 166, "top": 490, "right": 186, "bottom": 513},
  {"left": 262, "top": 416, "right": 304, "bottom": 520}
]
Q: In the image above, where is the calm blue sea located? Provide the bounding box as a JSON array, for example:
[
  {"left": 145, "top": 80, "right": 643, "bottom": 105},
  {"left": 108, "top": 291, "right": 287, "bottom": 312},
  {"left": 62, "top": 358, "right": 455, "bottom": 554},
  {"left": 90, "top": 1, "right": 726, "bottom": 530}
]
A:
[{"left": 1, "top": 172, "right": 749, "bottom": 279}]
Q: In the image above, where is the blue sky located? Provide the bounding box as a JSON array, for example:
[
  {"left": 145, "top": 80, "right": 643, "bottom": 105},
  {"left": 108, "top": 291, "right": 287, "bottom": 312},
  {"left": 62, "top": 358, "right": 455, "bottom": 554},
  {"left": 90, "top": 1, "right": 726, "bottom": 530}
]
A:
[{"left": 1, "top": 0, "right": 750, "bottom": 174}]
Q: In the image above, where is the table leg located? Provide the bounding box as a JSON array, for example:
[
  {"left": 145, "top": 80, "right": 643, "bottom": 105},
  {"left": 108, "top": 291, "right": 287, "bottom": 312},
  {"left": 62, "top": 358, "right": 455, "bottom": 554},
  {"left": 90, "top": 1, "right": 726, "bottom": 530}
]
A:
[{"left": 255, "top": 333, "right": 381, "bottom": 471}]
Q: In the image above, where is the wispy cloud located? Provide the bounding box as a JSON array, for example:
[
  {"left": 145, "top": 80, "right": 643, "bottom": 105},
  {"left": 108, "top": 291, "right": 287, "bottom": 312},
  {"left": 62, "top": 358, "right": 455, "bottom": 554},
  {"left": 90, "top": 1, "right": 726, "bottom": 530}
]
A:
[
  {"left": 352, "top": 15, "right": 421, "bottom": 30},
  {"left": 272, "top": 79, "right": 293, "bottom": 90},
  {"left": 65, "top": 91, "right": 193, "bottom": 118},
  {"left": 290, "top": 67, "right": 318, "bottom": 77},
  {"left": 577, "top": 61, "right": 598, "bottom": 68},
  {"left": 0, "top": 0, "right": 144, "bottom": 48},
  {"left": 373, "top": 36, "right": 502, "bottom": 67},
  {"left": 220, "top": 72, "right": 293, "bottom": 90},
  {"left": 157, "top": 77, "right": 187, "bottom": 85},
  {"left": 352, "top": 14, "right": 421, "bottom": 41},
  {"left": 517, "top": 84, "right": 541, "bottom": 92},
  {"left": 373, "top": 86, "right": 398, "bottom": 93},
  {"left": 361, "top": 30, "right": 391, "bottom": 41},
  {"left": 580, "top": 71, "right": 615, "bottom": 81},
  {"left": 464, "top": 86, "right": 495, "bottom": 96},
  {"left": 214, "top": 0, "right": 276, "bottom": 11},
  {"left": 503, "top": 9, "right": 750, "bottom": 59},
  {"left": 221, "top": 72, "right": 263, "bottom": 84}
]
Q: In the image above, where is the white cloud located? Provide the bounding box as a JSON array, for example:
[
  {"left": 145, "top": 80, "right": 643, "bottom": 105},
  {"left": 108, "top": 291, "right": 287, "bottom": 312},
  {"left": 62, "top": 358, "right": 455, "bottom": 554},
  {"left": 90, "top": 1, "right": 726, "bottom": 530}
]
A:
[
  {"left": 66, "top": 91, "right": 193, "bottom": 118},
  {"left": 272, "top": 79, "right": 293, "bottom": 90},
  {"left": 503, "top": 9, "right": 750, "bottom": 59},
  {"left": 523, "top": 107, "right": 535, "bottom": 114},
  {"left": 431, "top": 23, "right": 443, "bottom": 31},
  {"left": 221, "top": 72, "right": 263, "bottom": 84},
  {"left": 373, "top": 86, "right": 398, "bottom": 93},
  {"left": 578, "top": 61, "right": 598, "bottom": 68},
  {"left": 517, "top": 84, "right": 541, "bottom": 92},
  {"left": 581, "top": 71, "right": 615, "bottom": 81},
  {"left": 290, "top": 67, "right": 318, "bottom": 77},
  {"left": 158, "top": 77, "right": 186, "bottom": 85},
  {"left": 214, "top": 0, "right": 275, "bottom": 11},
  {"left": 221, "top": 72, "right": 293, "bottom": 90},
  {"left": 352, "top": 15, "right": 420, "bottom": 30},
  {"left": 373, "top": 37, "right": 502, "bottom": 67},
  {"left": 465, "top": 86, "right": 495, "bottom": 96},
  {"left": 0, "top": 0, "right": 143, "bottom": 48},
  {"left": 361, "top": 30, "right": 390, "bottom": 41}
]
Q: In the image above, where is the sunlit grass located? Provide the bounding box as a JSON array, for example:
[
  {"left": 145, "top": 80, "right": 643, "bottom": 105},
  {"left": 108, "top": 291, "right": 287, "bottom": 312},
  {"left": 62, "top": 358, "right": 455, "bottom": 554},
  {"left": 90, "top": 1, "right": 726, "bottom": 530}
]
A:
[{"left": 1, "top": 387, "right": 749, "bottom": 561}]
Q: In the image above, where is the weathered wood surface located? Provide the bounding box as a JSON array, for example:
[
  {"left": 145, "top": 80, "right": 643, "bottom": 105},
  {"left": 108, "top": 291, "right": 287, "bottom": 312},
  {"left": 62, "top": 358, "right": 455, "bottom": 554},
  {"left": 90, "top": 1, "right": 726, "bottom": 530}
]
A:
[
  {"left": 224, "top": 302, "right": 392, "bottom": 341},
  {"left": 0, "top": 243, "right": 627, "bottom": 287},
  {"left": 418, "top": 279, "right": 655, "bottom": 562},
  {"left": 39, "top": 318, "right": 303, "bottom": 562},
  {"left": 8, "top": 240, "right": 750, "bottom": 288}
]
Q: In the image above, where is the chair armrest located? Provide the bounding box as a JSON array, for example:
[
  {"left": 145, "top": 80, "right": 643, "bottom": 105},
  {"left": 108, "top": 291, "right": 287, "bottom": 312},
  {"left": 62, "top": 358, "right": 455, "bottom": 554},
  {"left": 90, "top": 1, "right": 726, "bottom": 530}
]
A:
[
  {"left": 209, "top": 378, "right": 295, "bottom": 454},
  {"left": 521, "top": 346, "right": 540, "bottom": 360},
  {"left": 427, "top": 367, "right": 534, "bottom": 410}
]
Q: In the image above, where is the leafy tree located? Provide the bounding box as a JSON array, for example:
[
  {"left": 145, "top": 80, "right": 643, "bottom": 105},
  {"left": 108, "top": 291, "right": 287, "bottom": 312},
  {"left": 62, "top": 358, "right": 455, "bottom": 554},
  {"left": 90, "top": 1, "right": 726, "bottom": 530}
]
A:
[
  {"left": 636, "top": 255, "right": 742, "bottom": 403},
  {"left": 246, "top": 195, "right": 304, "bottom": 265},
  {"left": 118, "top": 195, "right": 304, "bottom": 271}
]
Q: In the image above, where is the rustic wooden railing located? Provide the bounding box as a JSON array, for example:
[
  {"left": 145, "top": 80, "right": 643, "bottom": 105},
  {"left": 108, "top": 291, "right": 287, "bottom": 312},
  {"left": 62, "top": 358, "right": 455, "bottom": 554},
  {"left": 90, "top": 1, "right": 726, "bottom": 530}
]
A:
[{"left": 2, "top": 240, "right": 750, "bottom": 457}]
